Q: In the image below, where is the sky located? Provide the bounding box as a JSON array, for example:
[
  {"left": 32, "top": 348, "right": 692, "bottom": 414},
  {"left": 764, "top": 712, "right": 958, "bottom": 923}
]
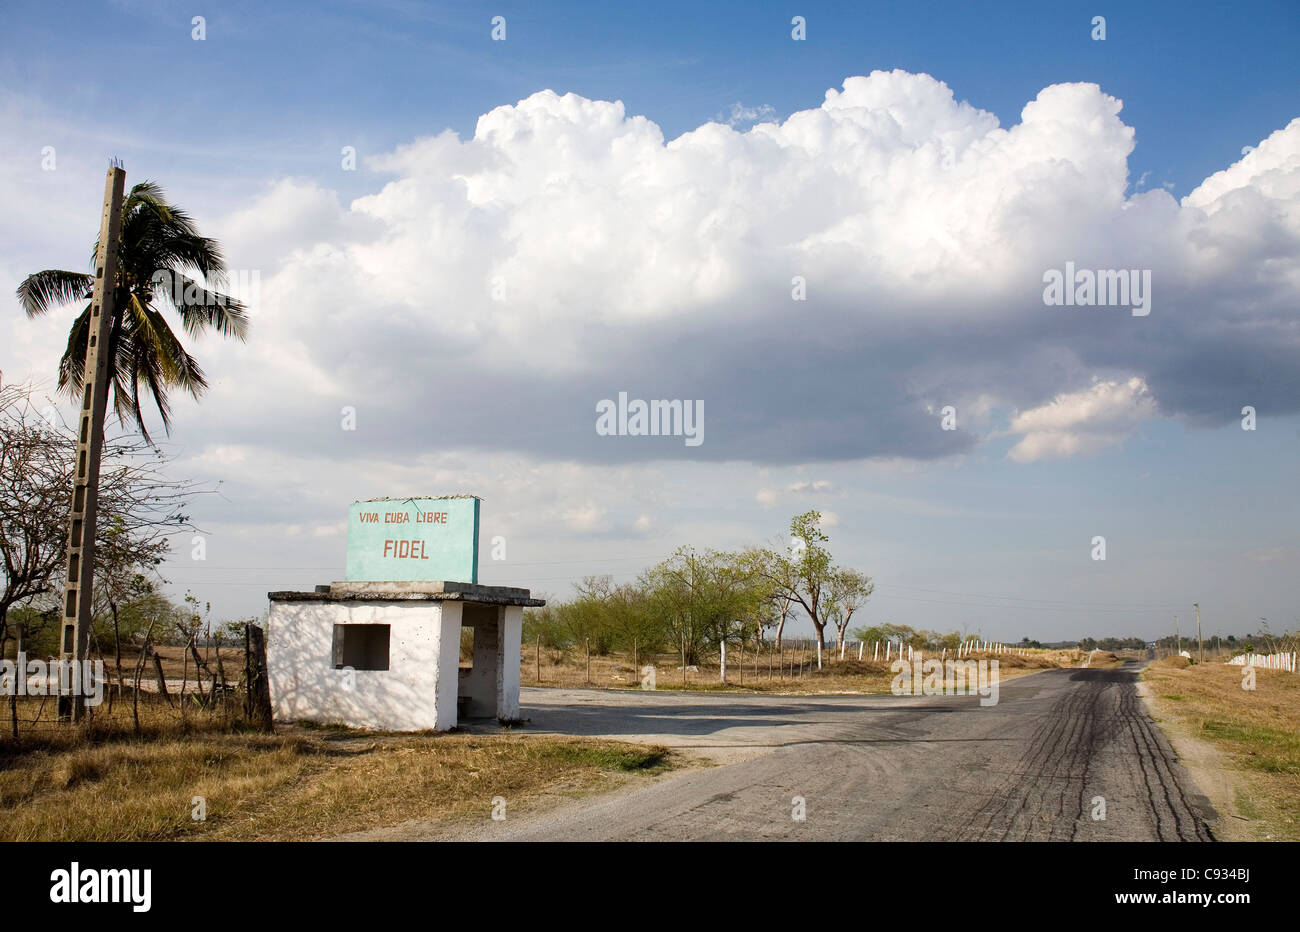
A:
[{"left": 1, "top": 0, "right": 1297, "bottom": 643}]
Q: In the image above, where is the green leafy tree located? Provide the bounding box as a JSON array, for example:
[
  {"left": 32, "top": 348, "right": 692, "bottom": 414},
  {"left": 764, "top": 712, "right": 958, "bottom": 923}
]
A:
[
  {"left": 643, "top": 547, "right": 766, "bottom": 664},
  {"left": 825, "top": 566, "right": 874, "bottom": 651},
  {"left": 741, "top": 542, "right": 800, "bottom": 649}
]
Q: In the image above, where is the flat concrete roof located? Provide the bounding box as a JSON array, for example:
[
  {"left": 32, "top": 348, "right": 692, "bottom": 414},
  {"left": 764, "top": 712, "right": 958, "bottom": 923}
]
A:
[{"left": 268, "top": 580, "right": 544, "bottom": 607}]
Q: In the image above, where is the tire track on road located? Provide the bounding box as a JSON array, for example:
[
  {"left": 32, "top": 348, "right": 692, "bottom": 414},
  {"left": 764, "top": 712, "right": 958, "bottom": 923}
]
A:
[{"left": 955, "top": 666, "right": 1210, "bottom": 841}]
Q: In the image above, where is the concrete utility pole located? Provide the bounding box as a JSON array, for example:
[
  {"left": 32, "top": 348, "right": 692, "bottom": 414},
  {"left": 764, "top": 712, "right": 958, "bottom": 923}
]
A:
[
  {"left": 58, "top": 164, "right": 125, "bottom": 722},
  {"left": 1194, "top": 602, "right": 1202, "bottom": 664},
  {"left": 1175, "top": 616, "right": 1180, "bottom": 656}
]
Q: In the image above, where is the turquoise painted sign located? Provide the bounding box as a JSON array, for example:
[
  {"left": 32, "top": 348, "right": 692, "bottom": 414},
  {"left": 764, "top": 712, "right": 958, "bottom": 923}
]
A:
[{"left": 345, "top": 496, "right": 479, "bottom": 583}]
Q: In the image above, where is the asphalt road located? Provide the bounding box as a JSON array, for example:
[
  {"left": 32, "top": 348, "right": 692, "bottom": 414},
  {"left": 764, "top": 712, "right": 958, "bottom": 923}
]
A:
[{"left": 446, "top": 662, "right": 1217, "bottom": 841}]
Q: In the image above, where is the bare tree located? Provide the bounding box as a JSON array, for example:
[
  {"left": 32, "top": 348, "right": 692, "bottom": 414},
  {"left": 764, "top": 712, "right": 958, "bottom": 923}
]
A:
[
  {"left": 826, "top": 567, "right": 874, "bottom": 652},
  {"left": 0, "top": 384, "right": 72, "bottom": 659},
  {"left": 0, "top": 381, "right": 202, "bottom": 676}
]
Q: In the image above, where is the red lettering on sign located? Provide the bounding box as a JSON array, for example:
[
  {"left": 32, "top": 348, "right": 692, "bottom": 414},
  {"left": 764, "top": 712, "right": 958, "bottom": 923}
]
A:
[{"left": 381, "top": 539, "right": 430, "bottom": 559}]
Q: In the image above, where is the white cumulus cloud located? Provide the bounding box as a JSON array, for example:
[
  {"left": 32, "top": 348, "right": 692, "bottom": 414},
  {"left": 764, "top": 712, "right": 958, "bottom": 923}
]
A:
[{"left": 1007, "top": 377, "right": 1157, "bottom": 462}]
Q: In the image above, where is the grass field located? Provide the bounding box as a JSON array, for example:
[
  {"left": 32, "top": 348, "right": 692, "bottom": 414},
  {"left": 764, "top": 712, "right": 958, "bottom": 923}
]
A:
[
  {"left": 1143, "top": 656, "right": 1300, "bottom": 841},
  {"left": 0, "top": 695, "right": 673, "bottom": 841}
]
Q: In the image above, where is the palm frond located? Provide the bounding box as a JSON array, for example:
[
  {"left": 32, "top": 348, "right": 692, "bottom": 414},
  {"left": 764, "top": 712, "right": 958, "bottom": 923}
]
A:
[
  {"left": 57, "top": 306, "right": 93, "bottom": 396},
  {"left": 130, "top": 341, "right": 167, "bottom": 444},
  {"left": 159, "top": 232, "right": 230, "bottom": 283},
  {"left": 16, "top": 269, "right": 93, "bottom": 318},
  {"left": 127, "top": 293, "right": 208, "bottom": 395},
  {"left": 156, "top": 274, "right": 250, "bottom": 340},
  {"left": 109, "top": 359, "right": 135, "bottom": 432},
  {"left": 123, "top": 181, "right": 172, "bottom": 220}
]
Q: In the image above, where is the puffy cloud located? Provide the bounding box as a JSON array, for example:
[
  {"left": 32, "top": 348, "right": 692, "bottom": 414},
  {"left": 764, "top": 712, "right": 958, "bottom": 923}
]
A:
[
  {"left": 754, "top": 479, "right": 833, "bottom": 508},
  {"left": 12, "top": 72, "right": 1300, "bottom": 469},
  {"left": 563, "top": 502, "right": 607, "bottom": 532},
  {"left": 205, "top": 72, "right": 1289, "bottom": 467},
  {"left": 1006, "top": 377, "right": 1157, "bottom": 462},
  {"left": 788, "top": 480, "right": 833, "bottom": 493}
]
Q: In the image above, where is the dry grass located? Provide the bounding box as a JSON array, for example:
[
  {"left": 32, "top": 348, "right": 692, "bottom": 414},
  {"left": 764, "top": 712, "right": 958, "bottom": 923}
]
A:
[
  {"left": 1082, "top": 650, "right": 1126, "bottom": 668},
  {"left": 0, "top": 696, "right": 673, "bottom": 842},
  {"left": 97, "top": 644, "right": 243, "bottom": 682},
  {"left": 1143, "top": 659, "right": 1300, "bottom": 840},
  {"left": 523, "top": 644, "right": 1093, "bottom": 695}
]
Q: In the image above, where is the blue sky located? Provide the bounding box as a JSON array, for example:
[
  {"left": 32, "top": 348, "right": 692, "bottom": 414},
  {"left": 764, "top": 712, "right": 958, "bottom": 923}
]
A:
[
  {"left": 2, "top": 1, "right": 1298, "bottom": 642},
  {"left": 5, "top": 1, "right": 1298, "bottom": 194}
]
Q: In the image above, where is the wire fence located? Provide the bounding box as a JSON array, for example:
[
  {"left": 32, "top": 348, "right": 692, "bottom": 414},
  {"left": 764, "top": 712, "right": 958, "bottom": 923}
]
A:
[
  {"left": 523, "top": 636, "right": 1064, "bottom": 689},
  {"left": 1, "top": 630, "right": 270, "bottom": 744}
]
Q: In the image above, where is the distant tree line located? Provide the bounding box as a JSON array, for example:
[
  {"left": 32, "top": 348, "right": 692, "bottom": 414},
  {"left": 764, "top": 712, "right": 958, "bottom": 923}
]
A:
[
  {"left": 1079, "top": 631, "right": 1296, "bottom": 654},
  {"left": 524, "top": 510, "right": 875, "bottom": 662}
]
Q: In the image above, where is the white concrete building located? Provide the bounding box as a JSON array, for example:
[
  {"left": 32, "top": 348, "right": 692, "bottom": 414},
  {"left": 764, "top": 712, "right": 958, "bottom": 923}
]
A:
[{"left": 266, "top": 580, "right": 543, "bottom": 731}]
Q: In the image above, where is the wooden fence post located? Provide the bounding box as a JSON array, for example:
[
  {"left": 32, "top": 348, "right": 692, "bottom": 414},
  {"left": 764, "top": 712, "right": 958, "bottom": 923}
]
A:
[
  {"left": 150, "top": 641, "right": 172, "bottom": 707},
  {"left": 244, "top": 624, "right": 273, "bottom": 732}
]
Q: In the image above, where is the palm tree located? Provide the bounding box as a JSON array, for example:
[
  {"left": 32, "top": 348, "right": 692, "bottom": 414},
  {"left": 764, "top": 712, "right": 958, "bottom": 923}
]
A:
[{"left": 16, "top": 181, "right": 248, "bottom": 441}]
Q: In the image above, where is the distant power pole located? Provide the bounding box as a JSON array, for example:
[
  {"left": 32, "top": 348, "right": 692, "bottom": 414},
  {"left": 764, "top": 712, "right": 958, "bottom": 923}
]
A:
[
  {"left": 1175, "top": 615, "right": 1180, "bottom": 656},
  {"left": 58, "top": 164, "right": 125, "bottom": 723},
  {"left": 1194, "top": 602, "right": 1203, "bottom": 664}
]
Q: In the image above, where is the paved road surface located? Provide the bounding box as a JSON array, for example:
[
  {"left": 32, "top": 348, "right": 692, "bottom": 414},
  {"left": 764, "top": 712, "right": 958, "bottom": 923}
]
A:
[{"left": 426, "top": 663, "right": 1217, "bottom": 841}]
